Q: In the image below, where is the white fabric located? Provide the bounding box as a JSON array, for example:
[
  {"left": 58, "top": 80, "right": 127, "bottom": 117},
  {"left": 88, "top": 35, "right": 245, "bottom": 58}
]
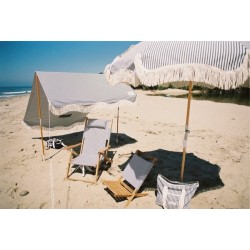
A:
[
  {"left": 72, "top": 119, "right": 111, "bottom": 168},
  {"left": 156, "top": 174, "right": 199, "bottom": 209},
  {"left": 88, "top": 119, "right": 107, "bottom": 129},
  {"left": 122, "top": 154, "right": 154, "bottom": 190},
  {"left": 162, "top": 186, "right": 186, "bottom": 209},
  {"left": 105, "top": 41, "right": 250, "bottom": 89},
  {"left": 183, "top": 139, "right": 187, "bottom": 148},
  {"left": 23, "top": 72, "right": 137, "bottom": 129}
]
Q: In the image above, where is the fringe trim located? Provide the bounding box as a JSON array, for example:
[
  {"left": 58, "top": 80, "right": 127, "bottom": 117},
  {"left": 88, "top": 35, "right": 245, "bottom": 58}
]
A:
[
  {"left": 104, "top": 64, "right": 140, "bottom": 87},
  {"left": 48, "top": 99, "right": 137, "bottom": 116},
  {"left": 23, "top": 99, "right": 137, "bottom": 131},
  {"left": 134, "top": 50, "right": 250, "bottom": 90},
  {"left": 22, "top": 120, "right": 86, "bottom": 131},
  {"left": 49, "top": 101, "right": 94, "bottom": 116}
]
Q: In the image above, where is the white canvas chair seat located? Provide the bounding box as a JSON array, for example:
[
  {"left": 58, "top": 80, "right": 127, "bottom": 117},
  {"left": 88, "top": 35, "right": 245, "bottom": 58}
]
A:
[
  {"left": 73, "top": 152, "right": 100, "bottom": 168},
  {"left": 156, "top": 174, "right": 199, "bottom": 209},
  {"left": 103, "top": 150, "right": 158, "bottom": 207},
  {"left": 72, "top": 125, "right": 110, "bottom": 166},
  {"left": 122, "top": 154, "right": 155, "bottom": 190},
  {"left": 66, "top": 118, "right": 112, "bottom": 183}
]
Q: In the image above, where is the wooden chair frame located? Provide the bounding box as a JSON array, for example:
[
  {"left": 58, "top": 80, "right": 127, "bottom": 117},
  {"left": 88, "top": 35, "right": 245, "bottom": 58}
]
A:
[
  {"left": 65, "top": 118, "right": 113, "bottom": 184},
  {"left": 102, "top": 150, "right": 157, "bottom": 207}
]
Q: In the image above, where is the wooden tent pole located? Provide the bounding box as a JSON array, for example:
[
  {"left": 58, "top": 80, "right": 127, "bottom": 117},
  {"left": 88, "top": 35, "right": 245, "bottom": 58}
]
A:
[
  {"left": 35, "top": 73, "right": 45, "bottom": 160},
  {"left": 116, "top": 106, "right": 119, "bottom": 144},
  {"left": 180, "top": 80, "right": 193, "bottom": 181}
]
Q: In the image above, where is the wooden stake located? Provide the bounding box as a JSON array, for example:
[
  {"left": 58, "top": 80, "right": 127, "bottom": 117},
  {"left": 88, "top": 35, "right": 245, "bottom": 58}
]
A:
[
  {"left": 116, "top": 106, "right": 119, "bottom": 144},
  {"left": 35, "top": 73, "right": 45, "bottom": 160},
  {"left": 180, "top": 80, "right": 193, "bottom": 181}
]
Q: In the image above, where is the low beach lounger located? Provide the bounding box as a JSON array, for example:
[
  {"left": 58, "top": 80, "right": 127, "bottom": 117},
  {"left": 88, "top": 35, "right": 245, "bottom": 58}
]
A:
[
  {"left": 156, "top": 174, "right": 199, "bottom": 209},
  {"left": 66, "top": 118, "right": 112, "bottom": 183},
  {"left": 102, "top": 150, "right": 157, "bottom": 207}
]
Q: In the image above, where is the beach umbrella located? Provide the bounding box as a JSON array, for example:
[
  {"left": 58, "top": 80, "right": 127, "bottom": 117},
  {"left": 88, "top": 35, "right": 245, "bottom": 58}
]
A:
[{"left": 104, "top": 41, "right": 250, "bottom": 181}]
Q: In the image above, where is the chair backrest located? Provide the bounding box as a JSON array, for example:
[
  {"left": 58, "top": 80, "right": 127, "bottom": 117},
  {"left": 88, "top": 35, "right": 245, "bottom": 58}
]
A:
[
  {"left": 81, "top": 118, "right": 111, "bottom": 154},
  {"left": 156, "top": 174, "right": 199, "bottom": 209},
  {"left": 122, "top": 154, "right": 154, "bottom": 190}
]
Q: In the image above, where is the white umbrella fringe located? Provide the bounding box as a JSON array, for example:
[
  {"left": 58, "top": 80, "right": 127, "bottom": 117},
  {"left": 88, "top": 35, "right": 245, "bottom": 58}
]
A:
[
  {"left": 104, "top": 65, "right": 140, "bottom": 87},
  {"left": 134, "top": 52, "right": 249, "bottom": 90},
  {"left": 105, "top": 50, "right": 249, "bottom": 89}
]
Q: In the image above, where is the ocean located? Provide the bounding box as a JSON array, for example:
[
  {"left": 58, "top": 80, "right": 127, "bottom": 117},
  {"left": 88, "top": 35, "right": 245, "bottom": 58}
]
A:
[{"left": 0, "top": 86, "right": 32, "bottom": 98}]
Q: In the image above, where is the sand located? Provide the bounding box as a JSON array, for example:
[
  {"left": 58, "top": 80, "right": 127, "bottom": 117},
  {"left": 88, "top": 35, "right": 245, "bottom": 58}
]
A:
[{"left": 0, "top": 90, "right": 249, "bottom": 209}]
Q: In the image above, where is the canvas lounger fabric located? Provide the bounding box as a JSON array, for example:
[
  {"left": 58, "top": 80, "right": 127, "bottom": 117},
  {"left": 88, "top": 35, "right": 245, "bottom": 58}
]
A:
[
  {"left": 66, "top": 118, "right": 112, "bottom": 183},
  {"left": 102, "top": 150, "right": 157, "bottom": 207},
  {"left": 156, "top": 174, "right": 199, "bottom": 209}
]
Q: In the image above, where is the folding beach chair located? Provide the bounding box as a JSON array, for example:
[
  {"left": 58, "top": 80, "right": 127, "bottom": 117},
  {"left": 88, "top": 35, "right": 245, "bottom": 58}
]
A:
[
  {"left": 66, "top": 118, "right": 113, "bottom": 184},
  {"left": 156, "top": 174, "right": 199, "bottom": 209},
  {"left": 102, "top": 150, "right": 158, "bottom": 207}
]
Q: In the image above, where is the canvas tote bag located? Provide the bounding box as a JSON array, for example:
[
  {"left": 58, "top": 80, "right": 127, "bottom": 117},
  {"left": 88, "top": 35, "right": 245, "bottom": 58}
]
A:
[{"left": 156, "top": 174, "right": 199, "bottom": 209}]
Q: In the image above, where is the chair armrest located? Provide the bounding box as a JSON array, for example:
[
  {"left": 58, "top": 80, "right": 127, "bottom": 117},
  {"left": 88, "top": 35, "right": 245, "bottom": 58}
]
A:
[
  {"left": 98, "top": 145, "right": 110, "bottom": 154},
  {"left": 63, "top": 142, "right": 82, "bottom": 150},
  {"left": 135, "top": 149, "right": 158, "bottom": 165}
]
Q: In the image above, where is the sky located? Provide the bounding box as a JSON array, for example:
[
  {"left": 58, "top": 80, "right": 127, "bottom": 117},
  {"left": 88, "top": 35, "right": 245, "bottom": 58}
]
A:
[{"left": 0, "top": 41, "right": 139, "bottom": 86}]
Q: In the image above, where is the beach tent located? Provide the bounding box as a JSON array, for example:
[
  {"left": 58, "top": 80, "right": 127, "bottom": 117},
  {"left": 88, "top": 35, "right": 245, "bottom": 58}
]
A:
[
  {"left": 104, "top": 41, "right": 250, "bottom": 181},
  {"left": 23, "top": 71, "right": 137, "bottom": 158}
]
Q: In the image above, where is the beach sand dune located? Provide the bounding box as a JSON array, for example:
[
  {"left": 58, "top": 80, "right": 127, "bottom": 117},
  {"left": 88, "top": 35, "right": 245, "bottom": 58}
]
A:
[{"left": 0, "top": 90, "right": 249, "bottom": 208}]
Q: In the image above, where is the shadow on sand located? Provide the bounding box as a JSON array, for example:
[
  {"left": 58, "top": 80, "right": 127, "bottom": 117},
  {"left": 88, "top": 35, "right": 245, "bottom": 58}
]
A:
[
  {"left": 117, "top": 148, "right": 224, "bottom": 195},
  {"left": 110, "top": 133, "right": 137, "bottom": 148},
  {"left": 33, "top": 132, "right": 137, "bottom": 148},
  {"left": 33, "top": 132, "right": 137, "bottom": 161}
]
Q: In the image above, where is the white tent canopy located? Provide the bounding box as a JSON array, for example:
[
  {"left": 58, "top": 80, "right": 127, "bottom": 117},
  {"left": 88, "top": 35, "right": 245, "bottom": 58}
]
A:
[{"left": 23, "top": 71, "right": 137, "bottom": 129}]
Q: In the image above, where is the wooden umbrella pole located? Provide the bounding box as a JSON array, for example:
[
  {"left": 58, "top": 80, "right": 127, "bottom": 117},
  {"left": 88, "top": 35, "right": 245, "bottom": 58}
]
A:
[
  {"left": 35, "top": 73, "right": 45, "bottom": 160},
  {"left": 180, "top": 80, "right": 193, "bottom": 181},
  {"left": 116, "top": 106, "right": 119, "bottom": 143}
]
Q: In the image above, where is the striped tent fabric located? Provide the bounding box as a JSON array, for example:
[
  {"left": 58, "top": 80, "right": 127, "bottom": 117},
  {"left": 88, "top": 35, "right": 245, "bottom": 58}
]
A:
[
  {"left": 105, "top": 41, "right": 250, "bottom": 89},
  {"left": 156, "top": 174, "right": 199, "bottom": 209}
]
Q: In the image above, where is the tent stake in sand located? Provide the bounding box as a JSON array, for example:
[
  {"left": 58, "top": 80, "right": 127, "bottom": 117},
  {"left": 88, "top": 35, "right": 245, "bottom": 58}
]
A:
[{"left": 35, "top": 73, "right": 45, "bottom": 160}]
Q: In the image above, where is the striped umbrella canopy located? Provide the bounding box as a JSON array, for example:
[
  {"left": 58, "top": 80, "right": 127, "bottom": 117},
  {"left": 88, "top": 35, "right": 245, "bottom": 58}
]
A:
[
  {"left": 104, "top": 41, "right": 250, "bottom": 181},
  {"left": 105, "top": 41, "right": 250, "bottom": 89}
]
